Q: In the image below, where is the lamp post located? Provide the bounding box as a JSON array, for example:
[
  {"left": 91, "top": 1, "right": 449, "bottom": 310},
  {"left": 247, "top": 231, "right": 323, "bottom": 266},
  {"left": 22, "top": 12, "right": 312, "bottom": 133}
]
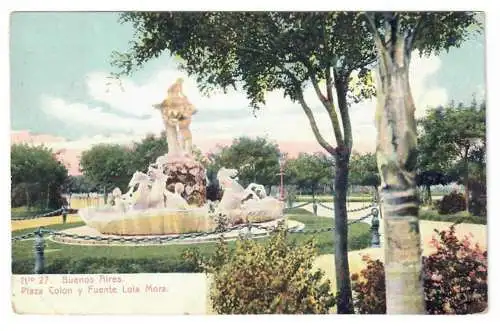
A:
[{"left": 278, "top": 153, "right": 286, "bottom": 201}]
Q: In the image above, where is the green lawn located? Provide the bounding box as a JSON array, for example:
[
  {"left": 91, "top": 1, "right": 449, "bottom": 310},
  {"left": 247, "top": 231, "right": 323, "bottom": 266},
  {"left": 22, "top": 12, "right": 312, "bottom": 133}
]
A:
[
  {"left": 295, "top": 195, "right": 374, "bottom": 203},
  {"left": 11, "top": 206, "right": 57, "bottom": 219},
  {"left": 11, "top": 208, "right": 370, "bottom": 274}
]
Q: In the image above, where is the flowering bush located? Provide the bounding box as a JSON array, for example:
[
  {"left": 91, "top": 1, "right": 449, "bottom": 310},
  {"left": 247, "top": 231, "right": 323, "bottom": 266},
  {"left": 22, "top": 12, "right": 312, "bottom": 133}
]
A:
[
  {"left": 351, "top": 225, "right": 487, "bottom": 314},
  {"left": 425, "top": 227, "right": 487, "bottom": 314},
  {"left": 190, "top": 225, "right": 336, "bottom": 314},
  {"left": 351, "top": 255, "right": 386, "bottom": 314}
]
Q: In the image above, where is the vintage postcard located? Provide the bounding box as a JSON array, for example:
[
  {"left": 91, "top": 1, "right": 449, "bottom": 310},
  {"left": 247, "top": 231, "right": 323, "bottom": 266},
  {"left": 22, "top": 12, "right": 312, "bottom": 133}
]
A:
[{"left": 10, "top": 11, "right": 487, "bottom": 315}]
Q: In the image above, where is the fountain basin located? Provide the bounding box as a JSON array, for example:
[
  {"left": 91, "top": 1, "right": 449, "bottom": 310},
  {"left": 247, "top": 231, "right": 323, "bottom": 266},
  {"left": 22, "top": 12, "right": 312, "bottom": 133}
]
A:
[{"left": 78, "top": 206, "right": 215, "bottom": 235}]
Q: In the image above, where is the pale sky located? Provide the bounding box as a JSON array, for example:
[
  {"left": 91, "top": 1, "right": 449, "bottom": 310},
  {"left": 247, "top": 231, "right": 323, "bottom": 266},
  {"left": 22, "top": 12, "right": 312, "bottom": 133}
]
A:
[{"left": 10, "top": 12, "right": 486, "bottom": 154}]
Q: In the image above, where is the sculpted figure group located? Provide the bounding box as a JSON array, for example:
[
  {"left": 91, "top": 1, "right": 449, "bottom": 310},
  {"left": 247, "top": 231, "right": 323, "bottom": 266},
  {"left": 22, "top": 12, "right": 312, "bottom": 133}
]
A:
[
  {"left": 154, "top": 78, "right": 197, "bottom": 157},
  {"left": 109, "top": 155, "right": 191, "bottom": 212}
]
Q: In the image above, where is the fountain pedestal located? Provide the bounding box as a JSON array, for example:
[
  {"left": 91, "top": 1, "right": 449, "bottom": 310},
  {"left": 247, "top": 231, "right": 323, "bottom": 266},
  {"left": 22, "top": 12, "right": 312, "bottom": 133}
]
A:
[{"left": 161, "top": 154, "right": 207, "bottom": 207}]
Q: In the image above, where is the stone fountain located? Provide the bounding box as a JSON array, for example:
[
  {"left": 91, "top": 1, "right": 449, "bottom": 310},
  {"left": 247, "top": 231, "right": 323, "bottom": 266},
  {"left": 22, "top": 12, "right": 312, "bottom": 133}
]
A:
[{"left": 77, "top": 78, "right": 285, "bottom": 236}]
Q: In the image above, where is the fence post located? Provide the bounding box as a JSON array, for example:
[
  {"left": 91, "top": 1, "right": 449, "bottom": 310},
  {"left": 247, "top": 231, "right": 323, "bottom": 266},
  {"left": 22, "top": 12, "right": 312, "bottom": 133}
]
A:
[
  {"left": 370, "top": 208, "right": 381, "bottom": 248},
  {"left": 245, "top": 222, "right": 253, "bottom": 240},
  {"left": 34, "top": 228, "right": 45, "bottom": 274},
  {"left": 61, "top": 205, "right": 68, "bottom": 224}
]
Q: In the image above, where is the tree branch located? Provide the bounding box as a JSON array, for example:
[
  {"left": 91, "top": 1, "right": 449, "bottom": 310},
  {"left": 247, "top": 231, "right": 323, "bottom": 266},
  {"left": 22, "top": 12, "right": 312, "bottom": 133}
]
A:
[
  {"left": 335, "top": 72, "right": 353, "bottom": 152},
  {"left": 322, "top": 22, "right": 335, "bottom": 103},
  {"left": 297, "top": 93, "right": 337, "bottom": 156},
  {"left": 325, "top": 67, "right": 334, "bottom": 103},
  {"left": 301, "top": 60, "right": 345, "bottom": 147},
  {"left": 310, "top": 73, "right": 345, "bottom": 147},
  {"left": 364, "top": 12, "right": 386, "bottom": 53},
  {"left": 405, "top": 15, "right": 423, "bottom": 58},
  {"left": 280, "top": 67, "right": 337, "bottom": 155}
]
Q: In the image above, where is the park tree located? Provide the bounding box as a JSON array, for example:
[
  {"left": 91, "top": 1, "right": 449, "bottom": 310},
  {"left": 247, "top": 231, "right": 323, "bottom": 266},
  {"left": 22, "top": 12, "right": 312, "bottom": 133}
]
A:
[
  {"left": 364, "top": 11, "right": 482, "bottom": 313},
  {"left": 80, "top": 144, "right": 133, "bottom": 198},
  {"left": 210, "top": 137, "right": 281, "bottom": 190},
  {"left": 65, "top": 175, "right": 97, "bottom": 194},
  {"left": 416, "top": 106, "right": 456, "bottom": 205},
  {"left": 112, "top": 12, "right": 378, "bottom": 313},
  {"left": 130, "top": 131, "right": 169, "bottom": 173},
  {"left": 287, "top": 152, "right": 332, "bottom": 199},
  {"left": 348, "top": 152, "right": 380, "bottom": 200},
  {"left": 11, "top": 144, "right": 68, "bottom": 209},
  {"left": 418, "top": 100, "right": 486, "bottom": 212}
]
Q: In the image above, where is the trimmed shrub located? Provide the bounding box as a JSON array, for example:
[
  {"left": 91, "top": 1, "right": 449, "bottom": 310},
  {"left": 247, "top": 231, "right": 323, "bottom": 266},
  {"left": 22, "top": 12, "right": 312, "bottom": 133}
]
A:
[
  {"left": 438, "top": 192, "right": 466, "bottom": 215},
  {"left": 351, "top": 225, "right": 487, "bottom": 314},
  {"left": 12, "top": 256, "right": 203, "bottom": 274},
  {"left": 191, "top": 225, "right": 336, "bottom": 314}
]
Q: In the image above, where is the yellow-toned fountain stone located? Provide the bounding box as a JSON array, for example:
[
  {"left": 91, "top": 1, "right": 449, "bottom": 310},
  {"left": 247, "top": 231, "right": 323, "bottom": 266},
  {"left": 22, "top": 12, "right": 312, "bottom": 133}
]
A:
[{"left": 79, "top": 207, "right": 215, "bottom": 235}]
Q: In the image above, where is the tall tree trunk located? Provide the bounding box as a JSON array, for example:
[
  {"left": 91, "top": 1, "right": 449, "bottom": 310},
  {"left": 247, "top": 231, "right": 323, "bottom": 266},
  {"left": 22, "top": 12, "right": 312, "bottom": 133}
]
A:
[
  {"left": 333, "top": 152, "right": 354, "bottom": 314},
  {"left": 426, "top": 185, "right": 431, "bottom": 206},
  {"left": 373, "top": 185, "right": 380, "bottom": 202},
  {"left": 46, "top": 183, "right": 51, "bottom": 209},
  {"left": 373, "top": 25, "right": 425, "bottom": 314},
  {"left": 464, "top": 146, "right": 470, "bottom": 213},
  {"left": 25, "top": 185, "right": 30, "bottom": 211},
  {"left": 103, "top": 186, "right": 108, "bottom": 205}
]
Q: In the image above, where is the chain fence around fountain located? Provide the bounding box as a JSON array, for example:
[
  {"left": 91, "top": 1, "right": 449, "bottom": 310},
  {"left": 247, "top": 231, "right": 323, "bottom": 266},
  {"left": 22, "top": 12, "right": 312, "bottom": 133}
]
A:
[
  {"left": 12, "top": 207, "right": 378, "bottom": 243},
  {"left": 283, "top": 200, "right": 376, "bottom": 214},
  {"left": 12, "top": 205, "right": 382, "bottom": 274}
]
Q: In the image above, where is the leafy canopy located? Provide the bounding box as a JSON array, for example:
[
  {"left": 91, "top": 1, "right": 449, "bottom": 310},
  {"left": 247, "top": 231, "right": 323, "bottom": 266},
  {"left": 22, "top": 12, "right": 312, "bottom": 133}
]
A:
[
  {"left": 129, "top": 132, "right": 169, "bottom": 173},
  {"left": 417, "top": 100, "right": 486, "bottom": 181},
  {"left": 348, "top": 152, "right": 380, "bottom": 188},
  {"left": 80, "top": 144, "right": 133, "bottom": 192},
  {"left": 287, "top": 152, "right": 332, "bottom": 194},
  {"left": 112, "top": 12, "right": 378, "bottom": 154},
  {"left": 209, "top": 136, "right": 281, "bottom": 188}
]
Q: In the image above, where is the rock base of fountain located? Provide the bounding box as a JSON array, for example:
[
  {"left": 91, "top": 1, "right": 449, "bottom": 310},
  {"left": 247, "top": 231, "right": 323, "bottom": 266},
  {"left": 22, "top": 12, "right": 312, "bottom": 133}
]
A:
[{"left": 162, "top": 154, "right": 207, "bottom": 206}]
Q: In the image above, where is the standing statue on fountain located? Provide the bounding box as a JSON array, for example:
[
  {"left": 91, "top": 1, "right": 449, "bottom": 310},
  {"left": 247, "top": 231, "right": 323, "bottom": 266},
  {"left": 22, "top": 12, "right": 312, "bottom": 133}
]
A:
[{"left": 154, "top": 78, "right": 197, "bottom": 157}]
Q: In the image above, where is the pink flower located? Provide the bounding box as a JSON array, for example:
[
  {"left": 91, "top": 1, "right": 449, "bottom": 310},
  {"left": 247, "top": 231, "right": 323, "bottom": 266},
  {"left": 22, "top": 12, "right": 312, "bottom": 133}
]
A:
[
  {"left": 431, "top": 273, "right": 443, "bottom": 282},
  {"left": 477, "top": 265, "right": 487, "bottom": 272}
]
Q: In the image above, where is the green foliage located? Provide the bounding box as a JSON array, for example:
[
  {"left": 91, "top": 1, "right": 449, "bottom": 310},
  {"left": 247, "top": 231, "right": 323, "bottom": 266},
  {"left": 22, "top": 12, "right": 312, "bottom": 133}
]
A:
[
  {"left": 113, "top": 12, "right": 376, "bottom": 110},
  {"left": 129, "top": 132, "right": 169, "bottom": 173},
  {"left": 348, "top": 152, "right": 380, "bottom": 188},
  {"left": 80, "top": 143, "right": 133, "bottom": 192},
  {"left": 65, "top": 175, "right": 97, "bottom": 193},
  {"left": 438, "top": 192, "right": 466, "bottom": 215},
  {"left": 351, "top": 256, "right": 386, "bottom": 314},
  {"left": 12, "top": 256, "right": 203, "bottom": 274},
  {"left": 80, "top": 134, "right": 170, "bottom": 193},
  {"left": 419, "top": 209, "right": 486, "bottom": 225},
  {"left": 201, "top": 227, "right": 336, "bottom": 314},
  {"left": 418, "top": 101, "right": 486, "bottom": 206},
  {"left": 366, "top": 12, "right": 482, "bottom": 56},
  {"left": 351, "top": 226, "right": 488, "bottom": 314},
  {"left": 287, "top": 153, "right": 332, "bottom": 196},
  {"left": 209, "top": 137, "right": 281, "bottom": 187},
  {"left": 10, "top": 144, "right": 69, "bottom": 209}
]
